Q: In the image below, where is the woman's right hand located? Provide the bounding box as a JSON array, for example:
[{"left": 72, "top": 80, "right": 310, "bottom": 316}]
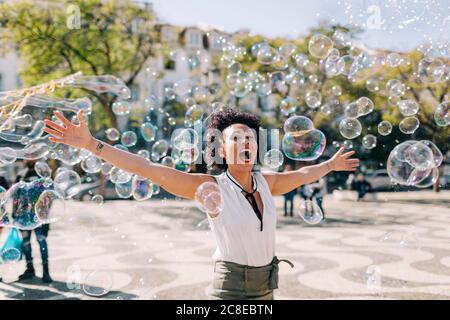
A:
[{"left": 43, "top": 110, "right": 93, "bottom": 150}]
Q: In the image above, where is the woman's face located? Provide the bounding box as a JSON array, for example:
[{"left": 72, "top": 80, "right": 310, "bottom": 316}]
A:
[{"left": 221, "top": 123, "right": 258, "bottom": 172}]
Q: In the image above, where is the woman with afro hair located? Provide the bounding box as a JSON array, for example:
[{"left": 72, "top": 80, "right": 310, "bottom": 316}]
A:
[{"left": 43, "top": 108, "right": 359, "bottom": 300}]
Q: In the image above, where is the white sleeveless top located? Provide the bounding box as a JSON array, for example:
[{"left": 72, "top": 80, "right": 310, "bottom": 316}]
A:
[{"left": 207, "top": 171, "right": 277, "bottom": 267}]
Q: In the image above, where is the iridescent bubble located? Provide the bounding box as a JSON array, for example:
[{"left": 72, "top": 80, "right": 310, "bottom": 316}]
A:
[
  {"left": 137, "top": 149, "right": 150, "bottom": 160},
  {"left": 105, "top": 128, "right": 120, "bottom": 141},
  {"left": 279, "top": 42, "right": 297, "bottom": 58},
  {"left": 324, "top": 55, "right": 345, "bottom": 76},
  {"left": 144, "top": 95, "right": 161, "bottom": 111},
  {"left": 263, "top": 149, "right": 284, "bottom": 169},
  {"left": 151, "top": 140, "right": 169, "bottom": 161},
  {"left": 339, "top": 118, "right": 362, "bottom": 139},
  {"left": 362, "top": 134, "right": 377, "bottom": 150},
  {"left": 434, "top": 101, "right": 449, "bottom": 127},
  {"left": 377, "top": 120, "right": 393, "bottom": 136},
  {"left": 82, "top": 270, "right": 113, "bottom": 297},
  {"left": 54, "top": 170, "right": 81, "bottom": 198},
  {"left": 398, "top": 100, "right": 419, "bottom": 116},
  {"left": 140, "top": 122, "right": 157, "bottom": 142},
  {"left": 34, "top": 189, "right": 65, "bottom": 224},
  {"left": 293, "top": 53, "right": 309, "bottom": 68},
  {"left": 399, "top": 116, "right": 420, "bottom": 134},
  {"left": 164, "top": 86, "right": 176, "bottom": 101},
  {"left": 231, "top": 72, "right": 251, "bottom": 98},
  {"left": 172, "top": 128, "right": 199, "bottom": 150},
  {"left": 279, "top": 97, "right": 298, "bottom": 116},
  {"left": 357, "top": 97, "right": 374, "bottom": 116},
  {"left": 112, "top": 101, "right": 131, "bottom": 116},
  {"left": 299, "top": 200, "right": 323, "bottom": 224},
  {"left": 109, "top": 167, "right": 132, "bottom": 184},
  {"left": 195, "top": 182, "right": 222, "bottom": 216},
  {"left": 184, "top": 105, "right": 205, "bottom": 127},
  {"left": 131, "top": 176, "right": 153, "bottom": 201},
  {"left": 282, "top": 130, "right": 326, "bottom": 161},
  {"left": 227, "top": 61, "right": 242, "bottom": 74},
  {"left": 305, "top": 91, "right": 322, "bottom": 109},
  {"left": 366, "top": 78, "right": 380, "bottom": 93},
  {"left": 414, "top": 167, "right": 439, "bottom": 188},
  {"left": 81, "top": 155, "right": 102, "bottom": 174},
  {"left": 1, "top": 247, "right": 21, "bottom": 264},
  {"left": 121, "top": 131, "right": 137, "bottom": 147},
  {"left": 284, "top": 115, "right": 314, "bottom": 133},
  {"left": 337, "top": 55, "right": 354, "bottom": 75},
  {"left": 308, "top": 34, "right": 333, "bottom": 59},
  {"left": 343, "top": 140, "right": 353, "bottom": 149},
  {"left": 54, "top": 144, "right": 81, "bottom": 165},
  {"left": 386, "top": 52, "right": 404, "bottom": 67},
  {"left": 407, "top": 141, "right": 434, "bottom": 170},
  {"left": 101, "top": 162, "right": 113, "bottom": 175}
]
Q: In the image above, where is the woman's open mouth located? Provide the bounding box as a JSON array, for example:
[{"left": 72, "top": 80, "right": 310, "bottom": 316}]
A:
[{"left": 238, "top": 149, "right": 253, "bottom": 164}]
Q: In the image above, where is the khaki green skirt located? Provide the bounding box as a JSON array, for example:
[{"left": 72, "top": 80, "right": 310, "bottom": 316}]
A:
[{"left": 208, "top": 256, "right": 294, "bottom": 300}]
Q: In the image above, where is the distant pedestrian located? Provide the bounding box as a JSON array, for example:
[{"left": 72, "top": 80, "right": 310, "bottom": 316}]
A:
[{"left": 352, "top": 173, "right": 373, "bottom": 201}]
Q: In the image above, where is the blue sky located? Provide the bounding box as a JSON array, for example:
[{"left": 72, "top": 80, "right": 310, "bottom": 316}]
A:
[{"left": 147, "top": 0, "right": 450, "bottom": 52}]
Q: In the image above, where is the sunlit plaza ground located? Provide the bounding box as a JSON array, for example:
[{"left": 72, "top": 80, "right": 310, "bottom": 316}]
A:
[{"left": 0, "top": 190, "right": 449, "bottom": 300}]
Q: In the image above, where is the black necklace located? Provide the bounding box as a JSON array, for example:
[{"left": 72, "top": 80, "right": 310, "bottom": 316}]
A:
[{"left": 226, "top": 171, "right": 263, "bottom": 232}]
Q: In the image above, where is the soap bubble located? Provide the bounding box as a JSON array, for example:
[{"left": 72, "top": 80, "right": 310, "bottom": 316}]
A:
[
  {"left": 54, "top": 144, "right": 81, "bottom": 165},
  {"left": 414, "top": 167, "right": 439, "bottom": 188},
  {"left": 406, "top": 141, "right": 434, "bottom": 170},
  {"left": 366, "top": 78, "right": 380, "bottom": 93},
  {"left": 173, "top": 79, "right": 193, "bottom": 96},
  {"left": 386, "top": 52, "right": 404, "bottom": 67},
  {"left": 34, "top": 161, "right": 52, "bottom": 179},
  {"left": 1, "top": 247, "right": 21, "bottom": 263},
  {"left": 120, "top": 131, "right": 137, "bottom": 147},
  {"left": 399, "top": 116, "right": 420, "bottom": 134},
  {"left": 377, "top": 120, "right": 393, "bottom": 136},
  {"left": 398, "top": 100, "right": 419, "bottom": 116},
  {"left": 339, "top": 118, "right": 362, "bottom": 139},
  {"left": 283, "top": 115, "right": 314, "bottom": 133},
  {"left": 140, "top": 122, "right": 157, "bottom": 142},
  {"left": 131, "top": 176, "right": 153, "bottom": 201},
  {"left": 172, "top": 128, "right": 199, "bottom": 150},
  {"left": 195, "top": 182, "right": 222, "bottom": 216},
  {"left": 434, "top": 101, "right": 449, "bottom": 127},
  {"left": 418, "top": 57, "right": 448, "bottom": 83},
  {"left": 362, "top": 134, "right": 377, "bottom": 150},
  {"left": 263, "top": 149, "right": 284, "bottom": 169},
  {"left": 105, "top": 128, "right": 120, "bottom": 141},
  {"left": 308, "top": 34, "right": 333, "bottom": 59},
  {"left": 92, "top": 194, "right": 104, "bottom": 205},
  {"left": 344, "top": 102, "right": 360, "bottom": 118},
  {"left": 137, "top": 149, "right": 150, "bottom": 160},
  {"left": 279, "top": 42, "right": 297, "bottom": 58},
  {"left": 0, "top": 148, "right": 17, "bottom": 166},
  {"left": 54, "top": 170, "right": 81, "bottom": 198},
  {"left": 151, "top": 140, "right": 169, "bottom": 161},
  {"left": 419, "top": 140, "right": 443, "bottom": 167},
  {"left": 305, "top": 91, "right": 322, "bottom": 109},
  {"left": 357, "top": 97, "right": 374, "bottom": 116},
  {"left": 115, "top": 180, "right": 132, "bottom": 198},
  {"left": 331, "top": 85, "right": 342, "bottom": 96},
  {"left": 299, "top": 200, "right": 323, "bottom": 224},
  {"left": 109, "top": 167, "right": 132, "bottom": 184},
  {"left": 184, "top": 104, "right": 205, "bottom": 127},
  {"left": 161, "top": 156, "right": 175, "bottom": 168},
  {"left": 257, "top": 44, "right": 278, "bottom": 65},
  {"left": 82, "top": 270, "right": 113, "bottom": 297},
  {"left": 282, "top": 130, "right": 326, "bottom": 161},
  {"left": 279, "top": 97, "right": 298, "bottom": 116},
  {"left": 112, "top": 101, "right": 131, "bottom": 116},
  {"left": 34, "top": 189, "right": 65, "bottom": 224},
  {"left": 81, "top": 155, "right": 102, "bottom": 174},
  {"left": 386, "top": 79, "right": 406, "bottom": 97}
]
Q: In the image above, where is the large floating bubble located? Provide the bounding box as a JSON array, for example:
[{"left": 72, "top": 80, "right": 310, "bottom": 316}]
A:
[
  {"left": 263, "top": 149, "right": 284, "bottom": 169},
  {"left": 399, "top": 116, "right": 420, "bottom": 134},
  {"left": 299, "top": 200, "right": 323, "bottom": 225},
  {"left": 172, "top": 128, "right": 199, "bottom": 150},
  {"left": 82, "top": 270, "right": 113, "bottom": 297},
  {"left": 81, "top": 155, "right": 102, "bottom": 174},
  {"left": 54, "top": 169, "right": 81, "bottom": 198},
  {"left": 195, "top": 182, "right": 222, "bottom": 216},
  {"left": 282, "top": 130, "right": 326, "bottom": 161},
  {"left": 0, "top": 148, "right": 17, "bottom": 166},
  {"left": 26, "top": 95, "right": 92, "bottom": 114},
  {"left": 34, "top": 161, "right": 52, "bottom": 178},
  {"left": 70, "top": 75, "right": 131, "bottom": 100},
  {"left": 398, "top": 100, "right": 419, "bottom": 116},
  {"left": 387, "top": 140, "right": 442, "bottom": 187}
]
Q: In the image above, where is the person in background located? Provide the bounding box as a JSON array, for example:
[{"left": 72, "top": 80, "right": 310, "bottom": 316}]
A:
[
  {"left": 15, "top": 159, "right": 53, "bottom": 283},
  {"left": 352, "top": 172, "right": 373, "bottom": 202},
  {"left": 346, "top": 173, "right": 355, "bottom": 190},
  {"left": 0, "top": 175, "right": 9, "bottom": 282},
  {"left": 282, "top": 164, "right": 296, "bottom": 217},
  {"left": 310, "top": 177, "right": 327, "bottom": 219}
]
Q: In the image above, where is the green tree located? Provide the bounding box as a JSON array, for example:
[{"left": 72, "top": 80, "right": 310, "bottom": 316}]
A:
[{"left": 0, "top": 0, "right": 159, "bottom": 129}]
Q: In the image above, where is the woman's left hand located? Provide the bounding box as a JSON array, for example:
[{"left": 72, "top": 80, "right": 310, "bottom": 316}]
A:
[{"left": 328, "top": 147, "right": 360, "bottom": 171}]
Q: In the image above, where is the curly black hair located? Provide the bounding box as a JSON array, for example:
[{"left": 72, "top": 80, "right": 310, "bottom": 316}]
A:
[{"left": 205, "top": 108, "right": 261, "bottom": 171}]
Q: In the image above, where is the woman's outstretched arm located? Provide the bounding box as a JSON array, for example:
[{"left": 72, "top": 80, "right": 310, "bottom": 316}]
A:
[
  {"left": 264, "top": 147, "right": 360, "bottom": 196},
  {"left": 43, "top": 110, "right": 214, "bottom": 200}
]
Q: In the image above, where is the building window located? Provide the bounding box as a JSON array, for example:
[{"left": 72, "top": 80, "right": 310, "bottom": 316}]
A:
[
  {"left": 164, "top": 56, "right": 176, "bottom": 70},
  {"left": 188, "top": 32, "right": 201, "bottom": 47}
]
